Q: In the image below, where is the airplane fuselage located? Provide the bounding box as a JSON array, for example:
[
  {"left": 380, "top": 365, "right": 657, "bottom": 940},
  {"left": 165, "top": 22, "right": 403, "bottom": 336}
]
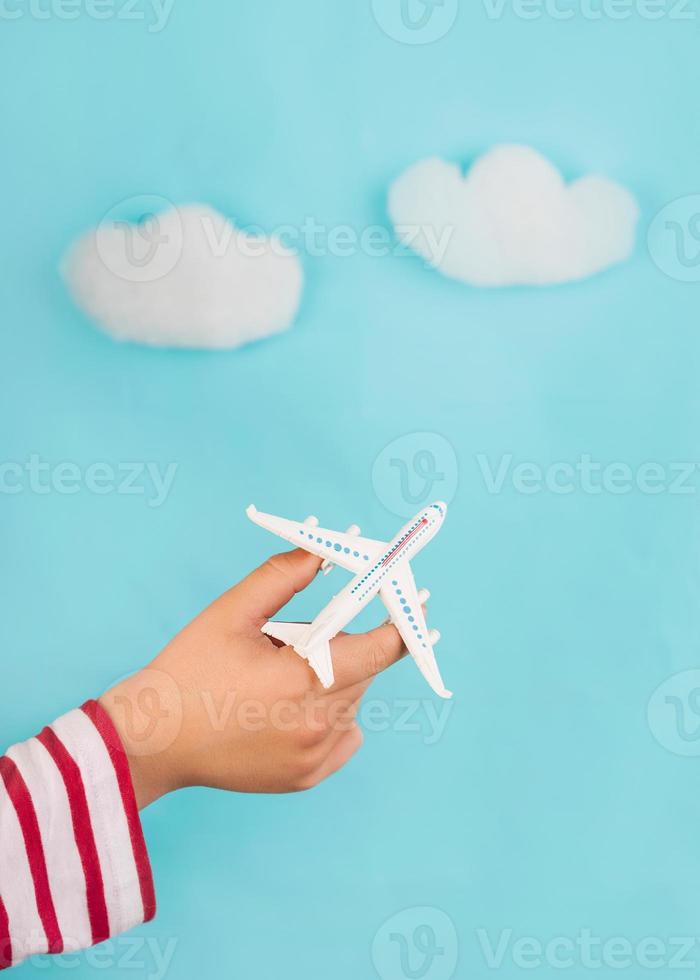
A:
[{"left": 306, "top": 503, "right": 446, "bottom": 645}]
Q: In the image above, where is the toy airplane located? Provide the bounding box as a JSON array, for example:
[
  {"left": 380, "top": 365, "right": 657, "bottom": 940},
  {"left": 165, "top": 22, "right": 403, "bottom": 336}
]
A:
[{"left": 247, "top": 502, "right": 452, "bottom": 698}]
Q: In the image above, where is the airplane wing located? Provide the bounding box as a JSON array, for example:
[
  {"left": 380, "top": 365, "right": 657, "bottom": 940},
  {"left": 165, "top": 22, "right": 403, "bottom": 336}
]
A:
[
  {"left": 247, "top": 505, "right": 385, "bottom": 575},
  {"left": 380, "top": 564, "right": 452, "bottom": 699}
]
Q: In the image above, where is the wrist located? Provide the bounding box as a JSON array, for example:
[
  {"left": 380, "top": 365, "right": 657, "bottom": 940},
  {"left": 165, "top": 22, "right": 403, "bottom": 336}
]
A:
[{"left": 99, "top": 666, "right": 186, "bottom": 809}]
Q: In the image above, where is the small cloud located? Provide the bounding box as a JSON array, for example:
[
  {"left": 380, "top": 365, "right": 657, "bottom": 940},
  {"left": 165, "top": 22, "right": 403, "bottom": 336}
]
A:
[
  {"left": 388, "top": 145, "right": 639, "bottom": 287},
  {"left": 63, "top": 202, "right": 303, "bottom": 349}
]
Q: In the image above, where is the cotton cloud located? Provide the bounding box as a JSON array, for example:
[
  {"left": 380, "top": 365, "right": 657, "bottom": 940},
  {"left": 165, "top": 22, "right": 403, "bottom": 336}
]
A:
[
  {"left": 388, "top": 145, "right": 639, "bottom": 287},
  {"left": 63, "top": 203, "right": 303, "bottom": 349}
]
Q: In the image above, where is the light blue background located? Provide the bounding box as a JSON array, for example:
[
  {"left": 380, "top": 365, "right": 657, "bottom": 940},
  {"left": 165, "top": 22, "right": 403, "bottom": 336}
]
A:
[{"left": 2, "top": 1, "right": 700, "bottom": 977}]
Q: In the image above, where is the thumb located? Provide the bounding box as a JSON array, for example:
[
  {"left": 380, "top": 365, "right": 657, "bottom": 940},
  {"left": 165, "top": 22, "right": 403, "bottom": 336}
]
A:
[{"left": 223, "top": 549, "right": 322, "bottom": 628}]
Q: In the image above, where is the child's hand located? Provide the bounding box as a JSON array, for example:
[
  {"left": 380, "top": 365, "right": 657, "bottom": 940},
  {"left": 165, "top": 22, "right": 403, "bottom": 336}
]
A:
[{"left": 100, "top": 550, "right": 405, "bottom": 807}]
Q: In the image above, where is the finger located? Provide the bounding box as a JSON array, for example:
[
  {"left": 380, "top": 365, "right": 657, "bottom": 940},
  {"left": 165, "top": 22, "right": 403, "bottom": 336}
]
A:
[
  {"left": 310, "top": 725, "right": 364, "bottom": 786},
  {"left": 329, "top": 623, "right": 406, "bottom": 691},
  {"left": 220, "top": 549, "right": 322, "bottom": 627}
]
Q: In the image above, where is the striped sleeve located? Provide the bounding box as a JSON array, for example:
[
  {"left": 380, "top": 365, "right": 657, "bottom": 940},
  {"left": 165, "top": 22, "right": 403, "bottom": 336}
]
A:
[{"left": 0, "top": 700, "right": 155, "bottom": 970}]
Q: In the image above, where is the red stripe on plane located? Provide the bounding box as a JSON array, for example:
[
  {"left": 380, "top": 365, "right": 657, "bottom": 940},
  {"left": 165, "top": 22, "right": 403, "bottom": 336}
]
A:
[{"left": 381, "top": 519, "right": 428, "bottom": 568}]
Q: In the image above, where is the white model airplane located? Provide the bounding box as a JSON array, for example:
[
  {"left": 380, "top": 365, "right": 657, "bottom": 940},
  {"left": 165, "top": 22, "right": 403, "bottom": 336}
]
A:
[{"left": 247, "top": 502, "right": 452, "bottom": 698}]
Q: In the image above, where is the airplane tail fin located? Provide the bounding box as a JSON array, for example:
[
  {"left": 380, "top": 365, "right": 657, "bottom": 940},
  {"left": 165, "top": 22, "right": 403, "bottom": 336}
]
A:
[{"left": 261, "top": 621, "right": 335, "bottom": 689}]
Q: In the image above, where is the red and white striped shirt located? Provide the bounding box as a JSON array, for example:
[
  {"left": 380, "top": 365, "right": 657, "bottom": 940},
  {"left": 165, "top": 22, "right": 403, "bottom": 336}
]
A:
[{"left": 0, "top": 700, "right": 155, "bottom": 970}]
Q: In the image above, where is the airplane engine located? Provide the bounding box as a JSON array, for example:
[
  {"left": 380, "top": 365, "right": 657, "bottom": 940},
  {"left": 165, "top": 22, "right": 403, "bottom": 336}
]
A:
[
  {"left": 417, "top": 588, "right": 431, "bottom": 605},
  {"left": 429, "top": 629, "right": 441, "bottom": 645},
  {"left": 304, "top": 515, "right": 319, "bottom": 527}
]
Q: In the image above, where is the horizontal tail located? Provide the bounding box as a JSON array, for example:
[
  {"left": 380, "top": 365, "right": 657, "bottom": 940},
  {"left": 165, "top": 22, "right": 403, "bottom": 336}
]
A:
[
  {"left": 261, "top": 620, "right": 310, "bottom": 647},
  {"left": 261, "top": 621, "right": 335, "bottom": 689}
]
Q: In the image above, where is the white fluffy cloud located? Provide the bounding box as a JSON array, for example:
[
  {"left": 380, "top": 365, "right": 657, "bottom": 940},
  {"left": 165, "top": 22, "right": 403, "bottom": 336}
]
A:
[
  {"left": 388, "top": 145, "right": 639, "bottom": 287},
  {"left": 63, "top": 203, "right": 303, "bottom": 349}
]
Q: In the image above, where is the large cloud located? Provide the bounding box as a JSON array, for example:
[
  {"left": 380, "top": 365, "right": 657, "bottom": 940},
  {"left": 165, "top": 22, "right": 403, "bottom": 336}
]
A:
[
  {"left": 63, "top": 203, "right": 303, "bottom": 349},
  {"left": 388, "top": 145, "right": 639, "bottom": 287}
]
